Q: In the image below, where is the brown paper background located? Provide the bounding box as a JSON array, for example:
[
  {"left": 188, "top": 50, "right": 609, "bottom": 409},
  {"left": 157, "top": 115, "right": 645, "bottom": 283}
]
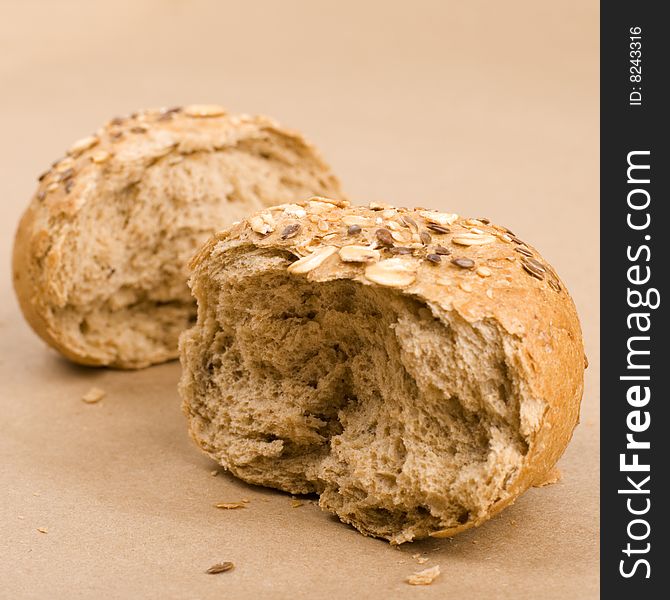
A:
[{"left": 0, "top": 1, "right": 599, "bottom": 598}]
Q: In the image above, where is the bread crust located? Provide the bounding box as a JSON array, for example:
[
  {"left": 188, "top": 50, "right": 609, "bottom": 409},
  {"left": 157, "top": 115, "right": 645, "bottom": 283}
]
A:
[
  {"left": 186, "top": 197, "right": 585, "bottom": 537},
  {"left": 13, "top": 106, "right": 343, "bottom": 368}
]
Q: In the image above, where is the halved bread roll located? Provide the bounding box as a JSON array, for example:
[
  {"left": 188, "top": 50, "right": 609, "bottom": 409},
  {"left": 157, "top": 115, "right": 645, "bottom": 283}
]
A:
[
  {"left": 179, "top": 197, "right": 585, "bottom": 543},
  {"left": 13, "top": 106, "right": 343, "bottom": 368}
]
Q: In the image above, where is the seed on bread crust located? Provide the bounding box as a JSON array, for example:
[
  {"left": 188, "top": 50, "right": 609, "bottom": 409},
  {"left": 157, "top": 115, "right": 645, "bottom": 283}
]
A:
[
  {"left": 68, "top": 135, "right": 99, "bottom": 156},
  {"left": 521, "top": 258, "right": 545, "bottom": 280},
  {"left": 524, "top": 257, "right": 546, "bottom": 273},
  {"left": 310, "top": 195, "right": 350, "bottom": 209},
  {"left": 391, "top": 230, "right": 412, "bottom": 243},
  {"left": 400, "top": 215, "right": 419, "bottom": 232},
  {"left": 184, "top": 104, "right": 227, "bottom": 118},
  {"left": 451, "top": 257, "right": 475, "bottom": 269},
  {"left": 55, "top": 167, "right": 74, "bottom": 181},
  {"left": 249, "top": 215, "right": 273, "bottom": 235},
  {"left": 389, "top": 247, "right": 414, "bottom": 255},
  {"left": 277, "top": 204, "right": 307, "bottom": 219},
  {"left": 53, "top": 156, "right": 74, "bottom": 173},
  {"left": 364, "top": 258, "right": 417, "bottom": 287},
  {"left": 369, "top": 201, "right": 392, "bottom": 211},
  {"left": 375, "top": 228, "right": 394, "bottom": 247},
  {"left": 418, "top": 210, "right": 458, "bottom": 227},
  {"left": 426, "top": 224, "right": 451, "bottom": 235},
  {"left": 342, "top": 215, "right": 369, "bottom": 227},
  {"left": 281, "top": 224, "right": 301, "bottom": 239},
  {"left": 287, "top": 246, "right": 338, "bottom": 274},
  {"left": 452, "top": 233, "right": 496, "bottom": 246},
  {"left": 307, "top": 196, "right": 349, "bottom": 212},
  {"left": 338, "top": 245, "right": 380, "bottom": 263},
  {"left": 90, "top": 151, "right": 111, "bottom": 164},
  {"left": 308, "top": 199, "right": 337, "bottom": 214}
]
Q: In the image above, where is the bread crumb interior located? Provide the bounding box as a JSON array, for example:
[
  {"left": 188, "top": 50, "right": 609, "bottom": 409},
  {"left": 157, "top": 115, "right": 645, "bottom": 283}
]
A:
[
  {"left": 45, "top": 136, "right": 337, "bottom": 367},
  {"left": 181, "top": 247, "right": 529, "bottom": 543}
]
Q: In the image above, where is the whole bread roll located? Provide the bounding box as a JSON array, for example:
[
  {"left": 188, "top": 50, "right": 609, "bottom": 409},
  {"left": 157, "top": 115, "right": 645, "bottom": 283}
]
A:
[
  {"left": 179, "top": 197, "right": 585, "bottom": 544},
  {"left": 13, "top": 106, "right": 343, "bottom": 368}
]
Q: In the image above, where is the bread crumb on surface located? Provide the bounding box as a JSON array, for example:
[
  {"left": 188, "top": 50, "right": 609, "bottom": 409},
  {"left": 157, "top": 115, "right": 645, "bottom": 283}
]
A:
[
  {"left": 533, "top": 466, "right": 562, "bottom": 488},
  {"left": 407, "top": 565, "right": 441, "bottom": 585},
  {"left": 206, "top": 562, "right": 234, "bottom": 574},
  {"left": 290, "top": 499, "right": 304, "bottom": 508},
  {"left": 36, "top": 527, "right": 48, "bottom": 534},
  {"left": 81, "top": 387, "right": 105, "bottom": 404},
  {"left": 210, "top": 470, "right": 219, "bottom": 476},
  {"left": 213, "top": 501, "right": 249, "bottom": 509}
]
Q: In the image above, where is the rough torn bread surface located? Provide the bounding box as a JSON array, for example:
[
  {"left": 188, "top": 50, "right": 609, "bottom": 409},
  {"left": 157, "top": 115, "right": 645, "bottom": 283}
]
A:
[
  {"left": 12, "top": 106, "right": 344, "bottom": 368},
  {"left": 179, "top": 198, "right": 585, "bottom": 544}
]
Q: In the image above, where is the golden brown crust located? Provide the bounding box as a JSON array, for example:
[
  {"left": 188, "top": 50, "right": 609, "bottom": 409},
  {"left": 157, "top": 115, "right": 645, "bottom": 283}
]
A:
[
  {"left": 13, "top": 106, "right": 343, "bottom": 368},
  {"left": 192, "top": 197, "right": 585, "bottom": 535}
]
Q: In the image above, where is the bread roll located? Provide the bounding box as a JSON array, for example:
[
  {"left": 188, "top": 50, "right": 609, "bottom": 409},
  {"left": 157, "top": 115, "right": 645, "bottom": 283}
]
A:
[
  {"left": 179, "top": 197, "right": 585, "bottom": 544},
  {"left": 13, "top": 106, "right": 343, "bottom": 368}
]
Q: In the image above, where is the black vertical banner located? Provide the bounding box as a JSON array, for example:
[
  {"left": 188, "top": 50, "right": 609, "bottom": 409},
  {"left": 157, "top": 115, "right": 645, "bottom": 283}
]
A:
[{"left": 601, "top": 2, "right": 668, "bottom": 598}]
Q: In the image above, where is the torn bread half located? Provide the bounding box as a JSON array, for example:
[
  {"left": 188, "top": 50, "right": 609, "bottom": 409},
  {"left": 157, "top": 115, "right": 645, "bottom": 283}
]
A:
[
  {"left": 13, "top": 106, "right": 344, "bottom": 368},
  {"left": 179, "top": 197, "right": 585, "bottom": 543}
]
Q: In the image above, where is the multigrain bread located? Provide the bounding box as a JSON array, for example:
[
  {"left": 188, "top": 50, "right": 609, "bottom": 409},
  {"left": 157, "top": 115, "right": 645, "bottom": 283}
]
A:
[
  {"left": 12, "top": 106, "right": 343, "bottom": 368},
  {"left": 179, "top": 197, "right": 585, "bottom": 544}
]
